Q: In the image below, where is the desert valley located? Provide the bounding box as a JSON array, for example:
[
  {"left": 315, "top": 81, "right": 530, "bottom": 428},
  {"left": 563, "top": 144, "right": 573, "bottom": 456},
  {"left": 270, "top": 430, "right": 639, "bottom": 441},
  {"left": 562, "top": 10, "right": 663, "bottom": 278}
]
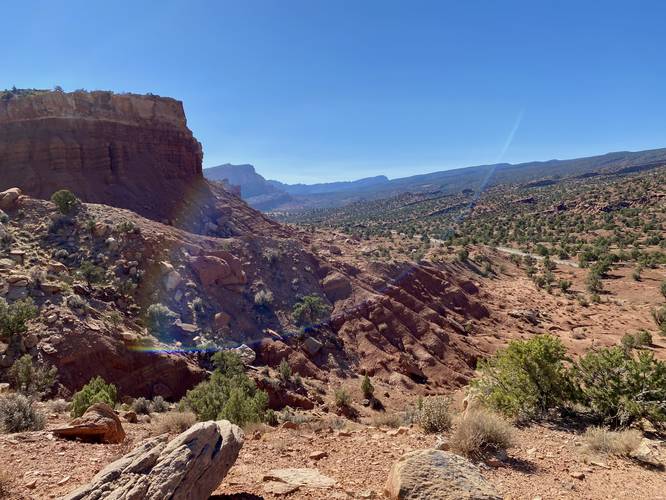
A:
[{"left": 0, "top": 87, "right": 663, "bottom": 499}]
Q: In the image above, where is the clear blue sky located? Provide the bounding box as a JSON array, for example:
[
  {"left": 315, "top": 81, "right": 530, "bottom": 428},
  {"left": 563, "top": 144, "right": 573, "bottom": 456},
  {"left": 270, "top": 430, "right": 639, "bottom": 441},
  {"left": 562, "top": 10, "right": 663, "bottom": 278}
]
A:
[{"left": 3, "top": 1, "right": 666, "bottom": 183}]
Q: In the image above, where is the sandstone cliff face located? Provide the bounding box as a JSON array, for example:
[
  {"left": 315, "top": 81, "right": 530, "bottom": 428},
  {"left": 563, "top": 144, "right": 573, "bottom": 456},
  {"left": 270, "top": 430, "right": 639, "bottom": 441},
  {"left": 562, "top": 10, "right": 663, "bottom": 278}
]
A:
[{"left": 0, "top": 90, "right": 203, "bottom": 221}]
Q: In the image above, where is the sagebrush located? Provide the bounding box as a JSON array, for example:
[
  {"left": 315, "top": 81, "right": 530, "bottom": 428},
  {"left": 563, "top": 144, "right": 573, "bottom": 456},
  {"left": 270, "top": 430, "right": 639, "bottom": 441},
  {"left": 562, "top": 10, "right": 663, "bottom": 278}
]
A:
[{"left": 0, "top": 394, "right": 45, "bottom": 433}]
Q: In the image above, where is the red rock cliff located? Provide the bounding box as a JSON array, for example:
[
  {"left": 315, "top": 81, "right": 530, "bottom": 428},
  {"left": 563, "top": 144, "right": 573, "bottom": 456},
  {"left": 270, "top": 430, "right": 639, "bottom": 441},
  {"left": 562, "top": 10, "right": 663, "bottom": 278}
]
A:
[{"left": 0, "top": 90, "right": 204, "bottom": 220}]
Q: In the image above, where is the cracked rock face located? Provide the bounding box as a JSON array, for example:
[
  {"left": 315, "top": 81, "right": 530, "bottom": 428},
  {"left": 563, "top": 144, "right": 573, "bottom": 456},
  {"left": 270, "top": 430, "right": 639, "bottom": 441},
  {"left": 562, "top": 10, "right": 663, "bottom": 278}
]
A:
[{"left": 63, "top": 419, "right": 244, "bottom": 500}]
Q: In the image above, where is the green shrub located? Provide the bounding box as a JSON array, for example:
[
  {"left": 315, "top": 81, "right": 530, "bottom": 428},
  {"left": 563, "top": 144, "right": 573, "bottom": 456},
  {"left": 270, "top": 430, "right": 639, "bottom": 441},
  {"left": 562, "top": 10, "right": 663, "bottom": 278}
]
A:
[
  {"left": 620, "top": 333, "right": 636, "bottom": 350},
  {"left": 0, "top": 298, "right": 37, "bottom": 340},
  {"left": 419, "top": 396, "right": 452, "bottom": 433},
  {"left": 334, "top": 388, "right": 351, "bottom": 409},
  {"left": 635, "top": 329, "right": 653, "bottom": 347},
  {"left": 278, "top": 359, "right": 292, "bottom": 382},
  {"left": 50, "top": 189, "right": 80, "bottom": 215},
  {"left": 146, "top": 303, "right": 178, "bottom": 337},
  {"left": 71, "top": 376, "right": 118, "bottom": 418},
  {"left": 471, "top": 335, "right": 575, "bottom": 420},
  {"left": 361, "top": 375, "right": 374, "bottom": 400},
  {"left": 661, "top": 281, "right": 666, "bottom": 300},
  {"left": 558, "top": 279, "right": 572, "bottom": 293},
  {"left": 78, "top": 261, "right": 105, "bottom": 287},
  {"left": 8, "top": 355, "right": 57, "bottom": 399},
  {"left": 450, "top": 408, "right": 514, "bottom": 458},
  {"left": 292, "top": 295, "right": 330, "bottom": 328},
  {"left": 586, "top": 272, "right": 603, "bottom": 293},
  {"left": 574, "top": 347, "right": 666, "bottom": 430},
  {"left": 181, "top": 352, "right": 268, "bottom": 427},
  {"left": 457, "top": 248, "right": 469, "bottom": 262},
  {"left": 211, "top": 351, "right": 245, "bottom": 377},
  {"left": 0, "top": 394, "right": 45, "bottom": 433},
  {"left": 151, "top": 411, "right": 196, "bottom": 435}
]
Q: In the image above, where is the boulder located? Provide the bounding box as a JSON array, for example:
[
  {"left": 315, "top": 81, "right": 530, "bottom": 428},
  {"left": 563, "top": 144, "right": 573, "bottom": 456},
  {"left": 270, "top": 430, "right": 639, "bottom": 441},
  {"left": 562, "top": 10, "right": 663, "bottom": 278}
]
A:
[
  {"left": 303, "top": 336, "right": 323, "bottom": 356},
  {"left": 63, "top": 420, "right": 244, "bottom": 500},
  {"left": 255, "top": 377, "right": 315, "bottom": 411},
  {"left": 262, "top": 468, "right": 336, "bottom": 493},
  {"left": 630, "top": 439, "right": 662, "bottom": 467},
  {"left": 189, "top": 254, "right": 246, "bottom": 288},
  {"left": 170, "top": 320, "right": 199, "bottom": 338},
  {"left": 321, "top": 271, "right": 352, "bottom": 302},
  {"left": 164, "top": 269, "right": 183, "bottom": 291},
  {"left": 0, "top": 188, "right": 22, "bottom": 210},
  {"left": 53, "top": 403, "right": 126, "bottom": 444},
  {"left": 384, "top": 449, "right": 501, "bottom": 499},
  {"left": 508, "top": 309, "right": 539, "bottom": 325},
  {"left": 214, "top": 311, "right": 231, "bottom": 330},
  {"left": 231, "top": 344, "right": 256, "bottom": 365},
  {"left": 120, "top": 410, "right": 138, "bottom": 424}
]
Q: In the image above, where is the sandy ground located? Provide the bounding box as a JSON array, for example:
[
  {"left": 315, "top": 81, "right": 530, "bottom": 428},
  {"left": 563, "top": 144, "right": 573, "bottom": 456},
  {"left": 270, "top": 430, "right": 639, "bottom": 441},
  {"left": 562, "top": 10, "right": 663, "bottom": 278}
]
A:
[{"left": 1, "top": 411, "right": 664, "bottom": 500}]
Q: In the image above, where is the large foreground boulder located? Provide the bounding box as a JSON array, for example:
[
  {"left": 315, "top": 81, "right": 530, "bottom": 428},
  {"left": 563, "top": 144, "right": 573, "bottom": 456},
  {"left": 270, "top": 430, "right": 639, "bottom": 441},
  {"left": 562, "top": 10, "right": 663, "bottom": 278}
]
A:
[
  {"left": 53, "top": 403, "right": 125, "bottom": 444},
  {"left": 63, "top": 420, "right": 243, "bottom": 500},
  {"left": 385, "top": 449, "right": 501, "bottom": 500}
]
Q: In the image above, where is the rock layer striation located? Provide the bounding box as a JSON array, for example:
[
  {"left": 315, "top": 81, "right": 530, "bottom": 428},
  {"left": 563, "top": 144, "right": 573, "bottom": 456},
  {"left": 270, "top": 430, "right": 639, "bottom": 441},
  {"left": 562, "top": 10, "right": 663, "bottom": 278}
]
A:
[{"left": 0, "top": 90, "right": 203, "bottom": 221}]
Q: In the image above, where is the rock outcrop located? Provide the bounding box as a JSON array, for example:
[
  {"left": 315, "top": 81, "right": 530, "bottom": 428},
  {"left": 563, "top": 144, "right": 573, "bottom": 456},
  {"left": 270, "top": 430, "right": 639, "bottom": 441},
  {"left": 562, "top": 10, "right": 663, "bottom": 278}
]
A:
[
  {"left": 384, "top": 449, "right": 501, "bottom": 499},
  {"left": 64, "top": 420, "right": 244, "bottom": 500},
  {"left": 0, "top": 187, "right": 22, "bottom": 210},
  {"left": 0, "top": 90, "right": 203, "bottom": 222},
  {"left": 53, "top": 403, "right": 125, "bottom": 444}
]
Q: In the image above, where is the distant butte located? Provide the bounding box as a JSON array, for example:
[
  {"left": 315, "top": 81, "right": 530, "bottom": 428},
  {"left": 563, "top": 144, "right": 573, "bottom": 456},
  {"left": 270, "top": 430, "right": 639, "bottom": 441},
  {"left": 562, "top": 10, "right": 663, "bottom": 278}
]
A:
[{"left": 0, "top": 89, "right": 205, "bottom": 223}]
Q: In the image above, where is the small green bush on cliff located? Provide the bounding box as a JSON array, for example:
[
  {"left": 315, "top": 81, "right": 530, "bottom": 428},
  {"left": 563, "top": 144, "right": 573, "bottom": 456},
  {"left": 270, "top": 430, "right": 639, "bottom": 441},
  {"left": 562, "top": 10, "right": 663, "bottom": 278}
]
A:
[
  {"left": 146, "top": 303, "right": 178, "bottom": 337},
  {"left": 71, "top": 376, "right": 118, "bottom": 418},
  {"left": 9, "top": 355, "right": 58, "bottom": 399},
  {"left": 0, "top": 298, "right": 37, "bottom": 340},
  {"left": 50, "top": 189, "right": 80, "bottom": 215},
  {"left": 292, "top": 295, "right": 330, "bottom": 329}
]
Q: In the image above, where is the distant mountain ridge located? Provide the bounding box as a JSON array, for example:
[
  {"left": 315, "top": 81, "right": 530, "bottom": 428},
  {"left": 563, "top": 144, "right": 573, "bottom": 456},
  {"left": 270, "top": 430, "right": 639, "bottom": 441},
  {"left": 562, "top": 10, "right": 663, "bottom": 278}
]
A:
[
  {"left": 268, "top": 175, "right": 389, "bottom": 195},
  {"left": 204, "top": 147, "right": 666, "bottom": 212}
]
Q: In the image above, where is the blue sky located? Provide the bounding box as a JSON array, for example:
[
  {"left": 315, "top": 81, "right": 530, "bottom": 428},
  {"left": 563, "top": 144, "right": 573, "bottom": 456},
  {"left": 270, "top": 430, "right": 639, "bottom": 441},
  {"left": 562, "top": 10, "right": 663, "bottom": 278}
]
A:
[{"left": 2, "top": 1, "right": 666, "bottom": 183}]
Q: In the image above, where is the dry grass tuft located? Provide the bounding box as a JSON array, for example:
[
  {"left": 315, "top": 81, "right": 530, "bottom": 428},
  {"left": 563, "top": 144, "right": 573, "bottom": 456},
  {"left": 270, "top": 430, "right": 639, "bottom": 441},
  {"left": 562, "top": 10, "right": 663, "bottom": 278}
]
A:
[
  {"left": 583, "top": 427, "right": 642, "bottom": 456},
  {"left": 242, "top": 422, "right": 270, "bottom": 434},
  {"left": 371, "top": 412, "right": 403, "bottom": 429},
  {"left": 450, "top": 408, "right": 514, "bottom": 458},
  {"left": 0, "top": 469, "right": 12, "bottom": 498},
  {"left": 151, "top": 411, "right": 197, "bottom": 435},
  {"left": 46, "top": 398, "right": 70, "bottom": 414},
  {"left": 419, "top": 396, "right": 452, "bottom": 433}
]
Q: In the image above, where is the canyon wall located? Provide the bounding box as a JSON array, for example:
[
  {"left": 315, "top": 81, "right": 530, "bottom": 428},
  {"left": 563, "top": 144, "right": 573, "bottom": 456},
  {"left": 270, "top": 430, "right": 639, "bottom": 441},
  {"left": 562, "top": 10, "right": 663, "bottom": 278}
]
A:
[{"left": 0, "top": 90, "right": 204, "bottom": 220}]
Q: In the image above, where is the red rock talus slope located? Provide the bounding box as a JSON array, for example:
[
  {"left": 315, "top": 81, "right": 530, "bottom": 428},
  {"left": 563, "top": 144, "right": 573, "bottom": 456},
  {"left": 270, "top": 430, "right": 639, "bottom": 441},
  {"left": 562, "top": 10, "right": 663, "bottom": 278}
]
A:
[{"left": 0, "top": 90, "right": 204, "bottom": 222}]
